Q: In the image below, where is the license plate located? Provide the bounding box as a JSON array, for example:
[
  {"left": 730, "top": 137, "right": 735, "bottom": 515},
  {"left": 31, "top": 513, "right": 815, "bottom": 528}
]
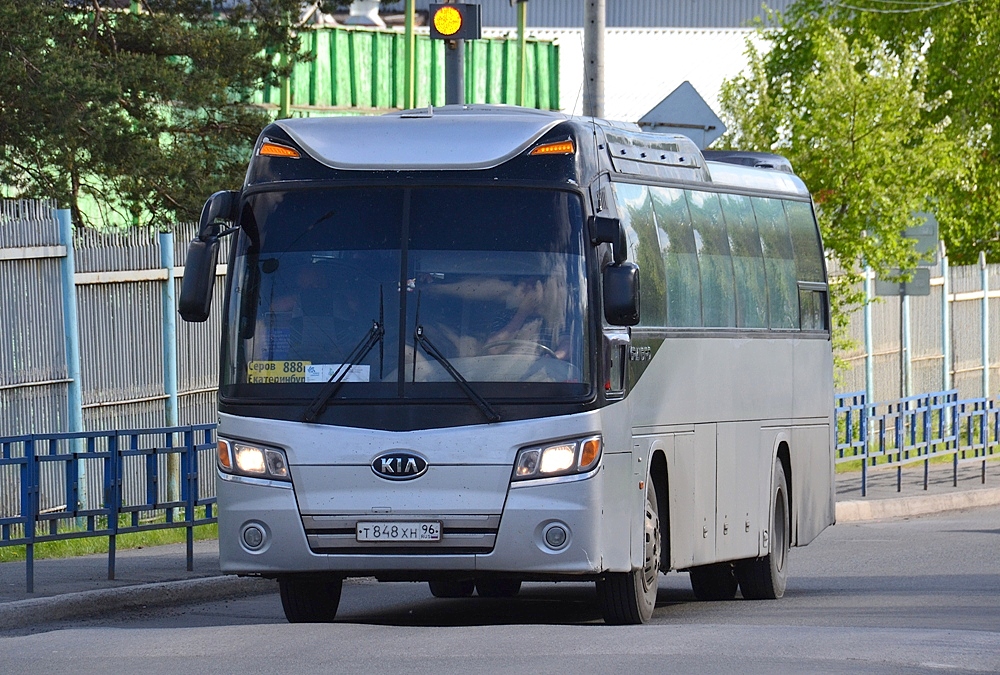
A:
[{"left": 356, "top": 521, "right": 441, "bottom": 542}]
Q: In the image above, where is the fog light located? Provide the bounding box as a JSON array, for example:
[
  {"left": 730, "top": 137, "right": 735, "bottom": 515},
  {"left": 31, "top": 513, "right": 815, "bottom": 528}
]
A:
[
  {"left": 544, "top": 524, "right": 568, "bottom": 549},
  {"left": 243, "top": 524, "right": 265, "bottom": 550}
]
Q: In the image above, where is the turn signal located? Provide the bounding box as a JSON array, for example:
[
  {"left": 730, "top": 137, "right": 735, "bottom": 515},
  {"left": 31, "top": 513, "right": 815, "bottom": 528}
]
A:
[
  {"left": 217, "top": 439, "right": 232, "bottom": 470},
  {"left": 529, "top": 140, "right": 575, "bottom": 156},
  {"left": 259, "top": 141, "right": 300, "bottom": 159}
]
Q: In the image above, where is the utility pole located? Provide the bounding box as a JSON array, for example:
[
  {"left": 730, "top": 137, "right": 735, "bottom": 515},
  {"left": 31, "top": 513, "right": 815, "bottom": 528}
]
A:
[
  {"left": 583, "top": 0, "right": 605, "bottom": 117},
  {"left": 516, "top": 0, "right": 528, "bottom": 106}
]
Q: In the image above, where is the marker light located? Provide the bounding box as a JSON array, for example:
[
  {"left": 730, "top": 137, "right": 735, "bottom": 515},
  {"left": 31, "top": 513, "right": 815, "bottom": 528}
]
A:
[
  {"left": 217, "top": 439, "right": 233, "bottom": 471},
  {"left": 512, "top": 436, "right": 603, "bottom": 481},
  {"left": 529, "top": 140, "right": 575, "bottom": 156},
  {"left": 432, "top": 6, "right": 462, "bottom": 36},
  {"left": 259, "top": 141, "right": 300, "bottom": 159}
]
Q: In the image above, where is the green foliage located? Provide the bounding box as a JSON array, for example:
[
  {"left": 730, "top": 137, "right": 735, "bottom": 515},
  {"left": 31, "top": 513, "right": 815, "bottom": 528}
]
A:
[
  {"left": 719, "top": 2, "right": 973, "bottom": 337},
  {"left": 0, "top": 0, "right": 309, "bottom": 229}
]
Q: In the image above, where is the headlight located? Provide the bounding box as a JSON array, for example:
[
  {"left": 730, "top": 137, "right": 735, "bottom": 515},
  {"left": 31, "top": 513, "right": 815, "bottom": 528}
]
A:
[
  {"left": 512, "top": 436, "right": 602, "bottom": 481},
  {"left": 218, "top": 438, "right": 290, "bottom": 482}
]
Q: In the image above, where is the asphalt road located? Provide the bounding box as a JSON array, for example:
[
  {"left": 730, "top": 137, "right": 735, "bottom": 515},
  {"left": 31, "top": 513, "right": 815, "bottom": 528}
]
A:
[{"left": 2, "top": 507, "right": 999, "bottom": 674}]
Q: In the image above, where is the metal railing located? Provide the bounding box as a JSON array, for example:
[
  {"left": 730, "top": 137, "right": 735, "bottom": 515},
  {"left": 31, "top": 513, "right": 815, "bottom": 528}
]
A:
[
  {"left": 0, "top": 425, "right": 217, "bottom": 592},
  {"left": 835, "top": 390, "right": 1000, "bottom": 496}
]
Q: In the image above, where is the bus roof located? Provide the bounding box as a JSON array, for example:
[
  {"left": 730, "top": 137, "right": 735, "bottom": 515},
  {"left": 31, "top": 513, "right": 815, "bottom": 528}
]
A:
[
  {"left": 270, "top": 105, "right": 810, "bottom": 198},
  {"left": 275, "top": 106, "right": 572, "bottom": 171}
]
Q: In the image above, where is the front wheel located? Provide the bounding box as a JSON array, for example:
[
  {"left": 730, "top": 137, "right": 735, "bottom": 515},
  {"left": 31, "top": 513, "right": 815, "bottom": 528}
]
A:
[
  {"left": 278, "top": 575, "right": 343, "bottom": 623},
  {"left": 736, "top": 461, "right": 790, "bottom": 599},
  {"left": 596, "top": 479, "right": 660, "bottom": 624}
]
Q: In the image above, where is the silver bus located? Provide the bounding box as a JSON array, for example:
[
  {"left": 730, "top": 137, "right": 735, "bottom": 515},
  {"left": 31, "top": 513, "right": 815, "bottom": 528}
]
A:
[{"left": 180, "top": 105, "right": 834, "bottom": 625}]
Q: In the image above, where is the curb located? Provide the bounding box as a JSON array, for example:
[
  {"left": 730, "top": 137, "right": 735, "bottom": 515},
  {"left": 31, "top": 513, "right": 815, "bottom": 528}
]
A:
[
  {"left": 836, "top": 486, "right": 1000, "bottom": 523},
  {"left": 0, "top": 575, "right": 274, "bottom": 631}
]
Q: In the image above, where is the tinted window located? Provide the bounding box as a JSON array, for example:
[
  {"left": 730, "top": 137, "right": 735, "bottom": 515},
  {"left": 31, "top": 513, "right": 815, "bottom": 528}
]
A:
[
  {"left": 614, "top": 183, "right": 666, "bottom": 326},
  {"left": 650, "top": 187, "right": 701, "bottom": 327},
  {"left": 752, "top": 197, "right": 799, "bottom": 329},
  {"left": 687, "top": 191, "right": 736, "bottom": 328},
  {"left": 720, "top": 193, "right": 768, "bottom": 329},
  {"left": 784, "top": 201, "right": 825, "bottom": 283}
]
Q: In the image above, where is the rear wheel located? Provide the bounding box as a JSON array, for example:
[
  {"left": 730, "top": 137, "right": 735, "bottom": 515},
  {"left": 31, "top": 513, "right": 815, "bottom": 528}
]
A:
[
  {"left": 475, "top": 579, "right": 522, "bottom": 598},
  {"left": 428, "top": 579, "right": 475, "bottom": 598},
  {"left": 278, "top": 575, "right": 343, "bottom": 623},
  {"left": 689, "top": 563, "right": 738, "bottom": 600},
  {"left": 596, "top": 479, "right": 660, "bottom": 625},
  {"left": 736, "top": 461, "right": 790, "bottom": 599}
]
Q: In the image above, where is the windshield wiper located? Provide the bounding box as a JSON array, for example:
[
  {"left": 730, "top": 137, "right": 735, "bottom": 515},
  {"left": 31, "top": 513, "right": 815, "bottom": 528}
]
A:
[
  {"left": 303, "top": 319, "right": 384, "bottom": 423},
  {"left": 414, "top": 326, "right": 501, "bottom": 423}
]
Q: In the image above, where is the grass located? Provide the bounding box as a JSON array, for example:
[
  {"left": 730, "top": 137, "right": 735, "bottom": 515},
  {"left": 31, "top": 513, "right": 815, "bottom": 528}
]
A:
[{"left": 0, "top": 522, "right": 218, "bottom": 564}]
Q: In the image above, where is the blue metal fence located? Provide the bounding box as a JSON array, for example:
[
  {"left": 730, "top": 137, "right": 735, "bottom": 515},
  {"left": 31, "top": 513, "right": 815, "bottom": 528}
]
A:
[
  {"left": 3, "top": 395, "right": 998, "bottom": 594},
  {"left": 835, "top": 390, "right": 1000, "bottom": 496},
  {"left": 0, "top": 425, "right": 217, "bottom": 592}
]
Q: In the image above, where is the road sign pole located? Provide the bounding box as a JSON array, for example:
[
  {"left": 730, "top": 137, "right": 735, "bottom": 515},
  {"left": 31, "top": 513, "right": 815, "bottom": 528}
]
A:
[{"left": 445, "top": 38, "right": 464, "bottom": 105}]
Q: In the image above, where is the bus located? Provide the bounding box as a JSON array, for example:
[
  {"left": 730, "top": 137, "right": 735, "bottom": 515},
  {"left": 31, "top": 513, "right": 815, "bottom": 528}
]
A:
[{"left": 179, "top": 105, "right": 835, "bottom": 625}]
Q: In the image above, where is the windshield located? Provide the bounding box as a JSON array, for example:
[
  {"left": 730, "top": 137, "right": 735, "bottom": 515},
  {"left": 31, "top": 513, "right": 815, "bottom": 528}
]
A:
[{"left": 222, "top": 187, "right": 590, "bottom": 403}]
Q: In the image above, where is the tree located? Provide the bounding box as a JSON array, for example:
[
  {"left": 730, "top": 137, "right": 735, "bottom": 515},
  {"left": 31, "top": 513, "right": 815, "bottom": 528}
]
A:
[
  {"left": 718, "top": 4, "right": 971, "bottom": 336},
  {"left": 0, "top": 1, "right": 315, "bottom": 229},
  {"left": 825, "top": 0, "right": 1000, "bottom": 265}
]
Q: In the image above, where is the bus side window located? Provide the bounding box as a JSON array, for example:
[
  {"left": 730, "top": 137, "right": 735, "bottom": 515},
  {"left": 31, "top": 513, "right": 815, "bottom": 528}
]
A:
[
  {"left": 720, "top": 193, "right": 768, "bottom": 329},
  {"left": 752, "top": 197, "right": 799, "bottom": 330},
  {"left": 687, "top": 190, "right": 736, "bottom": 328},
  {"left": 612, "top": 183, "right": 666, "bottom": 326},
  {"left": 649, "top": 186, "right": 702, "bottom": 327},
  {"left": 784, "top": 200, "right": 829, "bottom": 331}
]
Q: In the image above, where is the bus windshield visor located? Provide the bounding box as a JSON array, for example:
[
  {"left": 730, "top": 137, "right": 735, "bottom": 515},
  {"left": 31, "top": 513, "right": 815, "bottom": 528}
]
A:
[{"left": 222, "top": 187, "right": 590, "bottom": 402}]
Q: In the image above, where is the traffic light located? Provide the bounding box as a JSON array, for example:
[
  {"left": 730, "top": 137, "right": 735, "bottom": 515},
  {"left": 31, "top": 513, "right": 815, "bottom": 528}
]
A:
[{"left": 428, "top": 3, "right": 482, "bottom": 40}]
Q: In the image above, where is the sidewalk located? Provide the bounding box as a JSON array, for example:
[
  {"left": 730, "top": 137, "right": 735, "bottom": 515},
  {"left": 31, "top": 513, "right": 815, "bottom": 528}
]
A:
[{"left": 1, "top": 460, "right": 998, "bottom": 629}]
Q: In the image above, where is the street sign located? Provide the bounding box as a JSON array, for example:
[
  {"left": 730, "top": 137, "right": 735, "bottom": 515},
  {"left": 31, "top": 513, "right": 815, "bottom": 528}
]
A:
[
  {"left": 874, "top": 267, "right": 931, "bottom": 297},
  {"left": 637, "top": 81, "right": 726, "bottom": 149},
  {"left": 907, "top": 211, "right": 939, "bottom": 266}
]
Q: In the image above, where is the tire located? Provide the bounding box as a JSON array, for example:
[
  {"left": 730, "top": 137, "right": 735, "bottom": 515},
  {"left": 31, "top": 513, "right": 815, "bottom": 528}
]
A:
[
  {"left": 689, "top": 563, "right": 738, "bottom": 601},
  {"left": 596, "top": 479, "right": 661, "bottom": 625},
  {"left": 475, "top": 579, "right": 522, "bottom": 598},
  {"left": 736, "top": 461, "right": 790, "bottom": 600},
  {"left": 428, "top": 579, "right": 475, "bottom": 598},
  {"left": 278, "top": 575, "right": 343, "bottom": 623}
]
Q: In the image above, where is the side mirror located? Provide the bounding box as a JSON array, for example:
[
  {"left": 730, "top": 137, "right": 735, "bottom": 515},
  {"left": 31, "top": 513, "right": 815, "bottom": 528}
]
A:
[
  {"left": 178, "top": 238, "right": 220, "bottom": 322},
  {"left": 197, "top": 190, "right": 239, "bottom": 239},
  {"left": 603, "top": 262, "right": 640, "bottom": 326},
  {"left": 589, "top": 215, "right": 627, "bottom": 264},
  {"left": 178, "top": 191, "right": 239, "bottom": 323}
]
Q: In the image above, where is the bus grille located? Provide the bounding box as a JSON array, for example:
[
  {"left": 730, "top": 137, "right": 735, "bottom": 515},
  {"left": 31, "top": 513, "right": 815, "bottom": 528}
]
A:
[{"left": 300, "top": 514, "right": 500, "bottom": 555}]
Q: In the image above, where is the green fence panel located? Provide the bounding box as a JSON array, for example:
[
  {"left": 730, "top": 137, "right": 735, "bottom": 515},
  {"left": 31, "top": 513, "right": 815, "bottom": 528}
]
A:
[
  {"left": 292, "top": 38, "right": 311, "bottom": 107},
  {"left": 313, "top": 30, "right": 332, "bottom": 107},
  {"left": 374, "top": 32, "right": 395, "bottom": 109},
  {"left": 265, "top": 26, "right": 558, "bottom": 115},
  {"left": 331, "top": 29, "right": 352, "bottom": 107}
]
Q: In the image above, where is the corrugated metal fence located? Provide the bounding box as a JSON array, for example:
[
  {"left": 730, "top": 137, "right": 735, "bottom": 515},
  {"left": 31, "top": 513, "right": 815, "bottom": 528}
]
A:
[
  {"left": 837, "top": 257, "right": 1000, "bottom": 403},
  {"left": 256, "top": 24, "right": 560, "bottom": 114},
  {"left": 0, "top": 201, "right": 224, "bottom": 438}
]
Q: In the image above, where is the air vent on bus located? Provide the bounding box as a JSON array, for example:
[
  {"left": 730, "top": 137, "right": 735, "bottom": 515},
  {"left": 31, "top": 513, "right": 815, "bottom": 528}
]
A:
[{"left": 601, "top": 129, "right": 710, "bottom": 181}]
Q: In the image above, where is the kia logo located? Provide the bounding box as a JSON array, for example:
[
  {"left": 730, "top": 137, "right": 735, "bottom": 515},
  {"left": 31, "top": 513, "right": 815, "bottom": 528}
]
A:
[{"left": 371, "top": 451, "right": 428, "bottom": 481}]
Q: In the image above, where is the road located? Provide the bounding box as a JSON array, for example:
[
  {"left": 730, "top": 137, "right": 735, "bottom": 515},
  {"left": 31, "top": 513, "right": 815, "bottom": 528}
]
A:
[{"left": 2, "top": 507, "right": 999, "bottom": 674}]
